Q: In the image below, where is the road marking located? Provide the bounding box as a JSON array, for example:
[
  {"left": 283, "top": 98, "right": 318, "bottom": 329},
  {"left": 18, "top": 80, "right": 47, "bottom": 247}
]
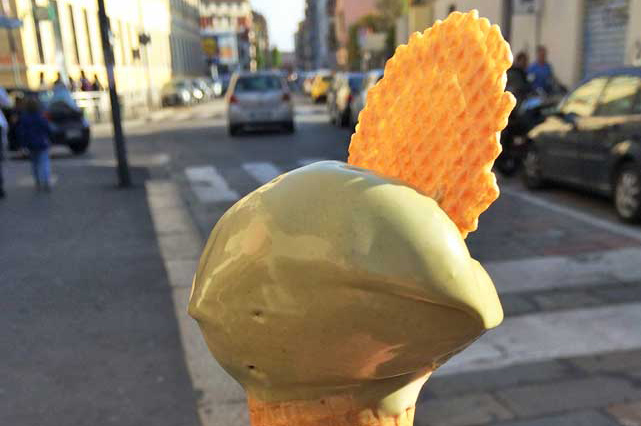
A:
[
  {"left": 484, "top": 247, "right": 641, "bottom": 294},
  {"left": 438, "top": 300, "right": 641, "bottom": 376},
  {"left": 185, "top": 166, "right": 239, "bottom": 203},
  {"left": 242, "top": 162, "right": 283, "bottom": 185},
  {"left": 503, "top": 187, "right": 641, "bottom": 242}
]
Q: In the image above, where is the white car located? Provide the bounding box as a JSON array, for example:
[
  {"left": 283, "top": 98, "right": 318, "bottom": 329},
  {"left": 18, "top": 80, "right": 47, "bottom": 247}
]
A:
[
  {"left": 350, "top": 69, "right": 384, "bottom": 127},
  {"left": 227, "top": 72, "right": 295, "bottom": 136}
]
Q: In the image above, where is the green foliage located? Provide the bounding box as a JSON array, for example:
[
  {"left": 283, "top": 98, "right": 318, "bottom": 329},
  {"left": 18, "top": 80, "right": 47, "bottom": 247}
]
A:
[
  {"left": 347, "top": 24, "right": 361, "bottom": 71},
  {"left": 375, "top": 0, "right": 407, "bottom": 27},
  {"left": 271, "top": 47, "right": 282, "bottom": 68}
]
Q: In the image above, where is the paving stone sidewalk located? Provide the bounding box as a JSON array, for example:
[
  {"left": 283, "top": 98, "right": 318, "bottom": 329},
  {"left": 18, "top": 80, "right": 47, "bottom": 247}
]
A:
[{"left": 416, "top": 349, "right": 641, "bottom": 426}]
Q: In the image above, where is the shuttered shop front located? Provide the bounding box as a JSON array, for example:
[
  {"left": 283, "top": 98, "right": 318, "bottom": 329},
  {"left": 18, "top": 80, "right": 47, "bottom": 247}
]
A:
[{"left": 582, "top": 0, "right": 630, "bottom": 78}]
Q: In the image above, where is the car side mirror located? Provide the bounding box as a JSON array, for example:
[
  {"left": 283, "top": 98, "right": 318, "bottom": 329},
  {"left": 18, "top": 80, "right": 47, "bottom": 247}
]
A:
[{"left": 557, "top": 111, "right": 578, "bottom": 129}]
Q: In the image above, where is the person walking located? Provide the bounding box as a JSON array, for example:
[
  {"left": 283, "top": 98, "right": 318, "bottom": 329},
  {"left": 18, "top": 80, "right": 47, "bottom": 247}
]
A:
[
  {"left": 17, "top": 97, "right": 52, "bottom": 192},
  {"left": 507, "top": 51, "right": 531, "bottom": 102},
  {"left": 0, "top": 86, "right": 10, "bottom": 199},
  {"left": 79, "top": 70, "right": 92, "bottom": 91},
  {"left": 91, "top": 74, "right": 103, "bottom": 91}
]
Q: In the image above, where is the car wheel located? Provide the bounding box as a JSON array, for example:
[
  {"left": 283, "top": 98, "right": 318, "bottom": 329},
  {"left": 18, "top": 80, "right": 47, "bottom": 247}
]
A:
[
  {"left": 70, "top": 142, "right": 89, "bottom": 155},
  {"left": 614, "top": 164, "right": 641, "bottom": 222},
  {"left": 496, "top": 152, "right": 520, "bottom": 176},
  {"left": 522, "top": 146, "right": 545, "bottom": 189},
  {"left": 228, "top": 125, "right": 241, "bottom": 137},
  {"left": 284, "top": 121, "right": 295, "bottom": 134}
]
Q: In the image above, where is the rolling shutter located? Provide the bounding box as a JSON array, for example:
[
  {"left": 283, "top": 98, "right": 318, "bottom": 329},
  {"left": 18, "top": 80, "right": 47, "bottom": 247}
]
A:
[{"left": 582, "top": 0, "right": 630, "bottom": 78}]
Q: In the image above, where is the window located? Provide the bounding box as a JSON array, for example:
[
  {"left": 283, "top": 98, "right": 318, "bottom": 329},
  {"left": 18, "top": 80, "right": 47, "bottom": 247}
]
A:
[
  {"left": 68, "top": 5, "right": 80, "bottom": 64},
  {"left": 595, "top": 75, "right": 641, "bottom": 116},
  {"left": 83, "top": 9, "right": 94, "bottom": 64},
  {"left": 119, "top": 21, "right": 126, "bottom": 65},
  {"left": 561, "top": 77, "right": 608, "bottom": 117},
  {"left": 235, "top": 76, "right": 282, "bottom": 92}
]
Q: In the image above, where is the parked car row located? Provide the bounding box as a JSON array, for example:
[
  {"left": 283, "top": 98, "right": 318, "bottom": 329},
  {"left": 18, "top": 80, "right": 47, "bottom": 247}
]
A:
[
  {"left": 521, "top": 67, "right": 641, "bottom": 222},
  {"left": 2, "top": 86, "right": 91, "bottom": 155},
  {"left": 327, "top": 69, "right": 383, "bottom": 129},
  {"left": 160, "top": 77, "right": 223, "bottom": 107}
]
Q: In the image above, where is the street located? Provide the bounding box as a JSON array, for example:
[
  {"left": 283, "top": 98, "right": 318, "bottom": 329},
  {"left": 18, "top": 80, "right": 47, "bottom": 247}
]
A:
[{"left": 2, "top": 96, "right": 641, "bottom": 426}]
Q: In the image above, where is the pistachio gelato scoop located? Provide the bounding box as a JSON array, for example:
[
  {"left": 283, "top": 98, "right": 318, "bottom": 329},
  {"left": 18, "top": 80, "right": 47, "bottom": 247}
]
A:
[{"left": 189, "top": 161, "right": 503, "bottom": 415}]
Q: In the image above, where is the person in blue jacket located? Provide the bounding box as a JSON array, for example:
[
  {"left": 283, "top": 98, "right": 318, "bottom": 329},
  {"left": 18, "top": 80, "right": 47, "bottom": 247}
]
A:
[
  {"left": 17, "top": 97, "right": 52, "bottom": 192},
  {"left": 528, "top": 45, "right": 556, "bottom": 94}
]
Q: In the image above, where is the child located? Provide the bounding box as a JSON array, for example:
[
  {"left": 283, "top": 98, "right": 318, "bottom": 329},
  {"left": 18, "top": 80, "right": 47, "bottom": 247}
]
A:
[{"left": 17, "top": 97, "right": 52, "bottom": 192}]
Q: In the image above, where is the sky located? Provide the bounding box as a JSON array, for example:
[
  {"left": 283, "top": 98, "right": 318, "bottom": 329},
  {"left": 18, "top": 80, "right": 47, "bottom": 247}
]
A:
[{"left": 250, "top": 0, "right": 305, "bottom": 52}]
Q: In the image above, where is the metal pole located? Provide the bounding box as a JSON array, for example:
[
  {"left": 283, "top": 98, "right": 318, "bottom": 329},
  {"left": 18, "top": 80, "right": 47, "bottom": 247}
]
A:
[{"left": 97, "top": 0, "right": 131, "bottom": 187}]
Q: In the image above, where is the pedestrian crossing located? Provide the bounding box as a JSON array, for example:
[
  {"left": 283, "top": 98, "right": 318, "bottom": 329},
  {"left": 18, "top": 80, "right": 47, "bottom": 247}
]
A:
[{"left": 183, "top": 158, "right": 641, "bottom": 378}]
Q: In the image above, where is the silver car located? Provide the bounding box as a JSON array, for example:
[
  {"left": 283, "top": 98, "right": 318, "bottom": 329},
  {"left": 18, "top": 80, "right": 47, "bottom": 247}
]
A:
[{"left": 227, "top": 72, "right": 295, "bottom": 136}]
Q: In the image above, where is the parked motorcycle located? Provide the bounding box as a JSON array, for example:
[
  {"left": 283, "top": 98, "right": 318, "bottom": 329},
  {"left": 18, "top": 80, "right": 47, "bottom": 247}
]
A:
[{"left": 497, "top": 86, "right": 567, "bottom": 176}]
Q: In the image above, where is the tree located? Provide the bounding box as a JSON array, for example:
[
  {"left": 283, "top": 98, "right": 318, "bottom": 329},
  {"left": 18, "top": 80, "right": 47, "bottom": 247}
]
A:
[
  {"left": 271, "top": 47, "right": 282, "bottom": 68},
  {"left": 376, "top": 0, "right": 407, "bottom": 27}
]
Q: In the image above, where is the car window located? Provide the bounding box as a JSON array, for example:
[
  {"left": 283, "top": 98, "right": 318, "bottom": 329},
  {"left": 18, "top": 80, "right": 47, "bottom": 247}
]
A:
[
  {"left": 561, "top": 77, "right": 608, "bottom": 117},
  {"left": 595, "top": 75, "right": 641, "bottom": 116},
  {"left": 235, "top": 76, "right": 282, "bottom": 92}
]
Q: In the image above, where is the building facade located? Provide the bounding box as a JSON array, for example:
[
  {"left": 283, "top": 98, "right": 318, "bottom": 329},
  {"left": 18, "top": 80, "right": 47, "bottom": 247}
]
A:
[
  {"left": 252, "top": 11, "right": 269, "bottom": 69},
  {"left": 332, "top": 0, "right": 377, "bottom": 68},
  {"left": 0, "top": 0, "right": 205, "bottom": 108},
  {"left": 294, "top": 12, "right": 313, "bottom": 70},
  {"left": 169, "top": 0, "right": 204, "bottom": 78},
  {"left": 397, "top": 0, "right": 640, "bottom": 89},
  {"left": 199, "top": 0, "right": 256, "bottom": 75}
]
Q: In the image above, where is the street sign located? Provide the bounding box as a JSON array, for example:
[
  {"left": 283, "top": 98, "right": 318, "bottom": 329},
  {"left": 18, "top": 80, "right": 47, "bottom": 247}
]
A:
[
  {"left": 202, "top": 37, "right": 217, "bottom": 57},
  {"left": 513, "top": 0, "right": 541, "bottom": 14},
  {"left": 0, "top": 15, "right": 21, "bottom": 29}
]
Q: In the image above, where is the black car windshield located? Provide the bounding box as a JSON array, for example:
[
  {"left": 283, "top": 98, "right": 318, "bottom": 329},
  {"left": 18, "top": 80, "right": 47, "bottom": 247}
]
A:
[
  {"left": 348, "top": 76, "right": 364, "bottom": 91},
  {"left": 235, "top": 76, "right": 282, "bottom": 92}
]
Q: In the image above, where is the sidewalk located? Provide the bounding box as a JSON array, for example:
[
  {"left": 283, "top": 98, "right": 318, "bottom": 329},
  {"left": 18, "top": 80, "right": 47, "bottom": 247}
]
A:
[
  {"left": 0, "top": 154, "right": 200, "bottom": 425},
  {"left": 92, "top": 100, "right": 227, "bottom": 136}
]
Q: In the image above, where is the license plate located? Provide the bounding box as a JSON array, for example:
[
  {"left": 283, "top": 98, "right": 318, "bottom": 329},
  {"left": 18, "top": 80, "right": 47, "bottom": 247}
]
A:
[
  {"left": 251, "top": 111, "right": 271, "bottom": 120},
  {"left": 66, "top": 129, "right": 82, "bottom": 139}
]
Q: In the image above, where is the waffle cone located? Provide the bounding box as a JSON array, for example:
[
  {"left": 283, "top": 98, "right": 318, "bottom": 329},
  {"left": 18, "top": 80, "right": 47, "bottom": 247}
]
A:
[{"left": 248, "top": 395, "right": 416, "bottom": 426}]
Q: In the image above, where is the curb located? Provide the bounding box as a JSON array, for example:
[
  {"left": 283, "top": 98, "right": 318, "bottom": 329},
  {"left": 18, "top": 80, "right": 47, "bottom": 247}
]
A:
[{"left": 145, "top": 180, "right": 248, "bottom": 426}]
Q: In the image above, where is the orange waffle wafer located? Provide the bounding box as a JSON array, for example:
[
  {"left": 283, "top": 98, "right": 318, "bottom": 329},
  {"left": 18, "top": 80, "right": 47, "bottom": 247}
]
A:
[{"left": 348, "top": 10, "right": 516, "bottom": 238}]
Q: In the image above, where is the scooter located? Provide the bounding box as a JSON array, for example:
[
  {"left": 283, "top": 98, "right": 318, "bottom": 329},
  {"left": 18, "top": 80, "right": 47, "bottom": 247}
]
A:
[{"left": 496, "top": 86, "right": 566, "bottom": 176}]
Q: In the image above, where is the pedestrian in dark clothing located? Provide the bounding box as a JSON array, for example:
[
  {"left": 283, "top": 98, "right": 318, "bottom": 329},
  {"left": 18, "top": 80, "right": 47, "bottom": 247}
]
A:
[
  {"left": 54, "top": 72, "right": 64, "bottom": 89},
  {"left": 17, "top": 97, "right": 52, "bottom": 192},
  {"left": 507, "top": 51, "right": 531, "bottom": 103},
  {"left": 91, "top": 74, "right": 103, "bottom": 91},
  {"left": 0, "top": 86, "right": 9, "bottom": 199},
  {"left": 79, "top": 70, "right": 92, "bottom": 91}
]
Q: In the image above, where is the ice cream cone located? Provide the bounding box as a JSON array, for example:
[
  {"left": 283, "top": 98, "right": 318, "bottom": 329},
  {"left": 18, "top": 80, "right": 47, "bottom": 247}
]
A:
[{"left": 248, "top": 395, "right": 416, "bottom": 426}]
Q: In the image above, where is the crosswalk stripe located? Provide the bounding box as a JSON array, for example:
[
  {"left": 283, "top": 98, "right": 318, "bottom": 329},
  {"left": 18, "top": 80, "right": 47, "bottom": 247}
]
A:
[
  {"left": 484, "top": 247, "right": 641, "bottom": 294},
  {"left": 185, "top": 166, "right": 239, "bottom": 203},
  {"left": 437, "top": 300, "right": 641, "bottom": 376},
  {"left": 242, "top": 162, "right": 283, "bottom": 185}
]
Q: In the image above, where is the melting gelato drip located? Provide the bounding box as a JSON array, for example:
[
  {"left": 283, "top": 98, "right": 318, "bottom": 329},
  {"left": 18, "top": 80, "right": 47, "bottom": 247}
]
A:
[{"left": 189, "top": 161, "right": 503, "bottom": 418}]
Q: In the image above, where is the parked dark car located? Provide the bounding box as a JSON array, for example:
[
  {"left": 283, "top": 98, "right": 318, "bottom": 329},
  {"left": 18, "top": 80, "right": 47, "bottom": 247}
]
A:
[
  {"left": 524, "top": 67, "right": 641, "bottom": 222},
  {"left": 161, "top": 79, "right": 193, "bottom": 106},
  {"left": 3, "top": 87, "right": 90, "bottom": 154}
]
